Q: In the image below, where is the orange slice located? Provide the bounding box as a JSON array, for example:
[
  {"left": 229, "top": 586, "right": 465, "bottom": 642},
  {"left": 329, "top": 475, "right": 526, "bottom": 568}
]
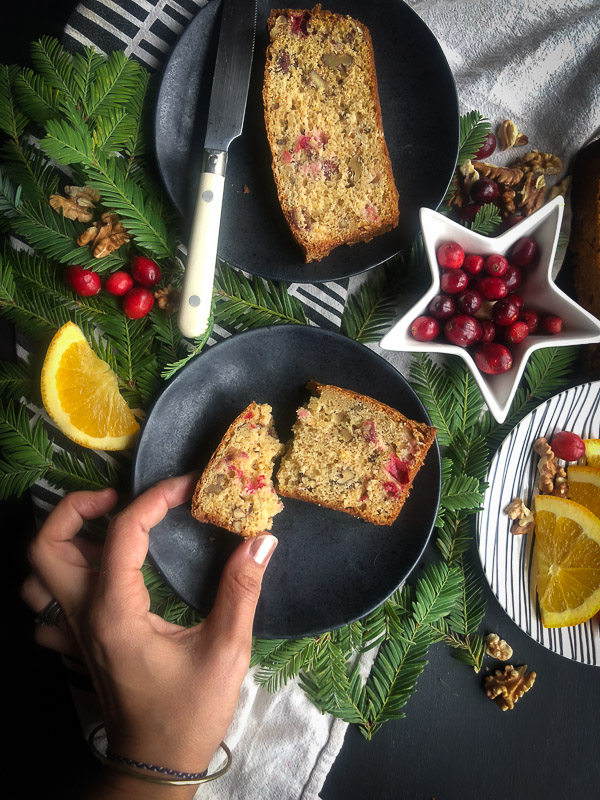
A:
[
  {"left": 583, "top": 439, "right": 600, "bottom": 468},
  {"left": 41, "top": 321, "right": 139, "bottom": 450},
  {"left": 533, "top": 494, "right": 600, "bottom": 628},
  {"left": 568, "top": 465, "right": 600, "bottom": 519}
]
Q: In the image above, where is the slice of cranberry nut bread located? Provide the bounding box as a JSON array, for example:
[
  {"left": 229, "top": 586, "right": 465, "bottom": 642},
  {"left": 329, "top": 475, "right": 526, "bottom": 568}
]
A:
[
  {"left": 263, "top": 6, "right": 399, "bottom": 262},
  {"left": 275, "top": 383, "right": 436, "bottom": 525},
  {"left": 191, "top": 402, "right": 285, "bottom": 537}
]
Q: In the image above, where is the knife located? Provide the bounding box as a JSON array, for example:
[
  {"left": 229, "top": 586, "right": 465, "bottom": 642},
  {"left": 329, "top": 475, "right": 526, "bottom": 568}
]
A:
[{"left": 178, "top": 0, "right": 257, "bottom": 339}]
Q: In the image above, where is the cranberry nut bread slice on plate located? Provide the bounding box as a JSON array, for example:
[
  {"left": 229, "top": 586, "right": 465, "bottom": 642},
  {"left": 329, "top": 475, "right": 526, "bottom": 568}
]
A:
[
  {"left": 275, "top": 383, "right": 437, "bottom": 524},
  {"left": 263, "top": 6, "right": 399, "bottom": 262},
  {"left": 191, "top": 402, "right": 285, "bottom": 537}
]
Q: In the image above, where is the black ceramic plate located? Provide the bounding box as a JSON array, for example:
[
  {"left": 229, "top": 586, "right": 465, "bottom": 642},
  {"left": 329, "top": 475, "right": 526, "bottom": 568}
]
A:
[
  {"left": 132, "top": 326, "right": 440, "bottom": 638},
  {"left": 154, "top": 0, "right": 459, "bottom": 283}
]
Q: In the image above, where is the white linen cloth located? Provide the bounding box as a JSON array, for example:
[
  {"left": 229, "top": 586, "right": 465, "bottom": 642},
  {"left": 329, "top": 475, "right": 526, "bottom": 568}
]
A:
[{"left": 198, "top": 3, "right": 600, "bottom": 798}]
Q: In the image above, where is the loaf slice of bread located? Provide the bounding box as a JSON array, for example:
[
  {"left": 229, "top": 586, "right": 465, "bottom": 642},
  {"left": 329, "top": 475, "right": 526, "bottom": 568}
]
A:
[
  {"left": 191, "top": 402, "right": 285, "bottom": 537},
  {"left": 263, "top": 6, "right": 399, "bottom": 262},
  {"left": 275, "top": 383, "right": 436, "bottom": 525}
]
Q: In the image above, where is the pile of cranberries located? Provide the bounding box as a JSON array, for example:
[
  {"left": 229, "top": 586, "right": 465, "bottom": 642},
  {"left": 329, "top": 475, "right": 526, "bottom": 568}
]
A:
[
  {"left": 64, "top": 256, "right": 161, "bottom": 319},
  {"left": 410, "top": 237, "right": 564, "bottom": 375}
]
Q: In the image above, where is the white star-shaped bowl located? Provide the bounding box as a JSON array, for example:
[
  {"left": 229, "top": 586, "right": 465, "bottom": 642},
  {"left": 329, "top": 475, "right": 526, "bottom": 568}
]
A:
[{"left": 380, "top": 197, "right": 600, "bottom": 423}]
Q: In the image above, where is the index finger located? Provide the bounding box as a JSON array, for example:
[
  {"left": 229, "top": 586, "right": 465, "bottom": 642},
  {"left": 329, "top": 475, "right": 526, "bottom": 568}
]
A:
[{"left": 98, "top": 472, "right": 199, "bottom": 601}]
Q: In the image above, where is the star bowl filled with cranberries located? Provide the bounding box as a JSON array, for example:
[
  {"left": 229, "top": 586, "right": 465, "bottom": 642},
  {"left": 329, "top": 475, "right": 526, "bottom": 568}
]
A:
[{"left": 380, "top": 196, "right": 600, "bottom": 423}]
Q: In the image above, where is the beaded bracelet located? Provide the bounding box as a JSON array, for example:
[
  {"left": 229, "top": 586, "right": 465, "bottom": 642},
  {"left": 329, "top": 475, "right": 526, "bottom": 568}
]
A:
[{"left": 87, "top": 723, "right": 232, "bottom": 786}]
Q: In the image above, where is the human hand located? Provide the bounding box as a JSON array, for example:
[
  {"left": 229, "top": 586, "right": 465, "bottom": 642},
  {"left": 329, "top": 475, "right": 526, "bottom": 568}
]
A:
[{"left": 22, "top": 473, "right": 277, "bottom": 790}]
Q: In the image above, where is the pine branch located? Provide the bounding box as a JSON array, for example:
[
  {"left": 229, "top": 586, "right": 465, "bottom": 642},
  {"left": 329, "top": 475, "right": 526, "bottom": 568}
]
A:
[
  {"left": 252, "top": 637, "right": 317, "bottom": 692},
  {"left": 0, "top": 358, "right": 32, "bottom": 403},
  {"left": 0, "top": 64, "right": 29, "bottom": 141},
  {"left": 469, "top": 203, "right": 502, "bottom": 236},
  {"left": 160, "top": 312, "right": 215, "bottom": 381},
  {"left": 0, "top": 401, "right": 53, "bottom": 499},
  {"left": 214, "top": 262, "right": 308, "bottom": 329},
  {"left": 409, "top": 354, "right": 457, "bottom": 446},
  {"left": 340, "top": 261, "right": 402, "bottom": 344}
]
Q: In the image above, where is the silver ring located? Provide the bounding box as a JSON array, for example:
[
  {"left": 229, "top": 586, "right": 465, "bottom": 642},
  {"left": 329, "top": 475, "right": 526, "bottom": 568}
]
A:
[{"left": 34, "top": 599, "right": 64, "bottom": 627}]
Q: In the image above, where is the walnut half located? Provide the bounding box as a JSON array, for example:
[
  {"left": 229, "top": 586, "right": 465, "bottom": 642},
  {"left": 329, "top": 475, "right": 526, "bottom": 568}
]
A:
[
  {"left": 485, "top": 633, "right": 513, "bottom": 661},
  {"left": 484, "top": 664, "right": 536, "bottom": 711}
]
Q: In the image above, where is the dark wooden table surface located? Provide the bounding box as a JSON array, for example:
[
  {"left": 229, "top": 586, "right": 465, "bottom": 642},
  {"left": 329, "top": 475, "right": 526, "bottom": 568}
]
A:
[{"left": 4, "top": 5, "right": 600, "bottom": 798}]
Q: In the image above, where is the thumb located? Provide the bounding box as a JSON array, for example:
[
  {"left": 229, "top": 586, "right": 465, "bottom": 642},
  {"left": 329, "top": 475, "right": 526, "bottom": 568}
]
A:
[{"left": 205, "top": 534, "right": 278, "bottom": 648}]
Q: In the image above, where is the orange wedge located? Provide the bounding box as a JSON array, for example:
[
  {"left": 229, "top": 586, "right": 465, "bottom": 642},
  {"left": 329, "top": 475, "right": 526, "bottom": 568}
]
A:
[
  {"left": 533, "top": 494, "right": 600, "bottom": 628},
  {"left": 568, "top": 465, "right": 600, "bottom": 519},
  {"left": 41, "top": 322, "right": 139, "bottom": 450},
  {"left": 584, "top": 439, "right": 600, "bottom": 468}
]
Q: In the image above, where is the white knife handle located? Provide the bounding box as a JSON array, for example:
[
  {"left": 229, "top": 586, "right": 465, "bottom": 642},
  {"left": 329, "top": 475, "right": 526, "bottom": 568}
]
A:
[{"left": 178, "top": 152, "right": 227, "bottom": 339}]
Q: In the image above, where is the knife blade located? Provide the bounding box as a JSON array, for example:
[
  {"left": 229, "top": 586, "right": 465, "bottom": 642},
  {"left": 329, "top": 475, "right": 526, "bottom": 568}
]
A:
[{"left": 178, "top": 0, "right": 257, "bottom": 339}]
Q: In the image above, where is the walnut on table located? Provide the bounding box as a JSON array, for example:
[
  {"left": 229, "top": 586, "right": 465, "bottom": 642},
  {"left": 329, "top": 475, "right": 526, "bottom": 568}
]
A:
[
  {"left": 484, "top": 664, "right": 536, "bottom": 711},
  {"left": 485, "top": 633, "right": 513, "bottom": 661},
  {"left": 533, "top": 437, "right": 569, "bottom": 497},
  {"left": 78, "top": 211, "right": 131, "bottom": 258},
  {"left": 49, "top": 185, "right": 100, "bottom": 223},
  {"left": 497, "top": 119, "right": 529, "bottom": 151},
  {"left": 503, "top": 497, "right": 535, "bottom": 535},
  {"left": 154, "top": 284, "right": 180, "bottom": 316}
]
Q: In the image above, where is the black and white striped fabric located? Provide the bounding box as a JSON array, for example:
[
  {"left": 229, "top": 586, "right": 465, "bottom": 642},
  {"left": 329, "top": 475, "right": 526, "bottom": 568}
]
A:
[{"left": 477, "top": 381, "right": 600, "bottom": 667}]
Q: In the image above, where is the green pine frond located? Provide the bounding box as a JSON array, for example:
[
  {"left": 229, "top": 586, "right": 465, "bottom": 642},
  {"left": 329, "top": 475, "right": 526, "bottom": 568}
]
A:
[
  {"left": 160, "top": 312, "right": 214, "bottom": 381},
  {"left": 0, "top": 64, "right": 29, "bottom": 140},
  {"left": 409, "top": 354, "right": 456, "bottom": 445},
  {"left": 300, "top": 637, "right": 367, "bottom": 724},
  {"left": 0, "top": 138, "right": 59, "bottom": 204},
  {"left": 86, "top": 51, "right": 144, "bottom": 120},
  {"left": 469, "top": 203, "right": 502, "bottom": 235},
  {"left": 0, "top": 358, "right": 32, "bottom": 403},
  {"left": 48, "top": 448, "right": 120, "bottom": 493},
  {"left": 71, "top": 48, "right": 105, "bottom": 116},
  {"left": 440, "top": 474, "right": 485, "bottom": 515},
  {"left": 446, "top": 356, "right": 484, "bottom": 434},
  {"left": 92, "top": 107, "right": 138, "bottom": 156},
  {"left": 29, "top": 37, "right": 80, "bottom": 107},
  {"left": 214, "top": 262, "right": 308, "bottom": 329},
  {"left": 0, "top": 401, "right": 53, "bottom": 499},
  {"left": 143, "top": 562, "right": 202, "bottom": 627},
  {"left": 435, "top": 513, "right": 474, "bottom": 564},
  {"left": 14, "top": 67, "right": 60, "bottom": 124},
  {"left": 457, "top": 111, "right": 491, "bottom": 166},
  {"left": 252, "top": 637, "right": 317, "bottom": 692},
  {"left": 446, "top": 429, "right": 489, "bottom": 482},
  {"left": 340, "top": 262, "right": 402, "bottom": 344}
]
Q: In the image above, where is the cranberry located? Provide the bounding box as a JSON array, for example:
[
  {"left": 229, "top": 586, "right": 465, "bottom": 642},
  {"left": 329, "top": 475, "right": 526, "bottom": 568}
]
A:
[
  {"left": 131, "top": 255, "right": 161, "bottom": 287},
  {"left": 500, "top": 214, "right": 524, "bottom": 230},
  {"left": 410, "top": 315, "right": 439, "bottom": 342},
  {"left": 508, "top": 292, "right": 524, "bottom": 309},
  {"left": 479, "top": 320, "right": 496, "bottom": 343},
  {"left": 104, "top": 270, "right": 134, "bottom": 296},
  {"left": 474, "top": 343, "right": 513, "bottom": 374},
  {"left": 476, "top": 276, "right": 508, "bottom": 301},
  {"left": 511, "top": 236, "right": 538, "bottom": 267},
  {"left": 441, "top": 269, "right": 469, "bottom": 294},
  {"left": 64, "top": 265, "right": 101, "bottom": 296},
  {"left": 470, "top": 178, "right": 499, "bottom": 204},
  {"left": 437, "top": 241, "right": 465, "bottom": 269},
  {"left": 474, "top": 132, "right": 497, "bottom": 160},
  {"left": 428, "top": 294, "right": 456, "bottom": 320},
  {"left": 504, "top": 320, "right": 529, "bottom": 344},
  {"left": 463, "top": 253, "right": 485, "bottom": 276},
  {"left": 551, "top": 431, "right": 586, "bottom": 462},
  {"left": 540, "top": 314, "right": 563, "bottom": 334},
  {"left": 458, "top": 203, "right": 483, "bottom": 224},
  {"left": 484, "top": 254, "right": 508, "bottom": 276},
  {"left": 493, "top": 298, "right": 519, "bottom": 327},
  {"left": 519, "top": 308, "right": 540, "bottom": 332},
  {"left": 457, "top": 290, "right": 482, "bottom": 315},
  {"left": 444, "top": 314, "right": 482, "bottom": 347},
  {"left": 123, "top": 287, "right": 154, "bottom": 319},
  {"left": 503, "top": 264, "right": 523, "bottom": 292}
]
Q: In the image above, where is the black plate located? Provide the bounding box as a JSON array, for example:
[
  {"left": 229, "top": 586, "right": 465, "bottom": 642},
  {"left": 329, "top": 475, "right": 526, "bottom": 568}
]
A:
[
  {"left": 132, "top": 326, "right": 440, "bottom": 638},
  {"left": 154, "top": 0, "right": 459, "bottom": 283}
]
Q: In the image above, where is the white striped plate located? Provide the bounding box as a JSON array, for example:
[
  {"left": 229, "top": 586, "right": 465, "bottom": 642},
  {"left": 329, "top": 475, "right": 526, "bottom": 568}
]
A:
[{"left": 477, "top": 381, "right": 600, "bottom": 666}]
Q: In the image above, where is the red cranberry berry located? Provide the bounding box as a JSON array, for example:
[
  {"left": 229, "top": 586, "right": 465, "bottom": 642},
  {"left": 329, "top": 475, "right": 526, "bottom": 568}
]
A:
[
  {"left": 441, "top": 269, "right": 469, "bottom": 294},
  {"left": 104, "top": 270, "right": 134, "bottom": 296},
  {"left": 458, "top": 204, "right": 483, "bottom": 224},
  {"left": 437, "top": 241, "right": 465, "bottom": 269},
  {"left": 474, "top": 343, "right": 513, "bottom": 374},
  {"left": 492, "top": 298, "right": 520, "bottom": 327},
  {"left": 474, "top": 132, "right": 497, "bottom": 160},
  {"left": 476, "top": 275, "right": 508, "bottom": 301},
  {"left": 540, "top": 314, "right": 563, "bottom": 334},
  {"left": 550, "top": 431, "right": 586, "bottom": 462},
  {"left": 519, "top": 308, "right": 540, "bottom": 332},
  {"left": 479, "top": 320, "right": 496, "bottom": 343},
  {"left": 463, "top": 254, "right": 485, "bottom": 276},
  {"left": 470, "top": 178, "right": 499, "bottom": 204},
  {"left": 123, "top": 287, "right": 154, "bottom": 319},
  {"left": 457, "top": 290, "right": 483, "bottom": 315},
  {"left": 508, "top": 292, "right": 524, "bottom": 309},
  {"left": 428, "top": 294, "right": 456, "bottom": 320},
  {"left": 484, "top": 253, "right": 508, "bottom": 276},
  {"left": 65, "top": 265, "right": 101, "bottom": 297},
  {"left": 511, "top": 236, "right": 538, "bottom": 267},
  {"left": 503, "top": 264, "right": 523, "bottom": 292},
  {"left": 131, "top": 255, "right": 162, "bottom": 287},
  {"left": 410, "top": 315, "right": 439, "bottom": 342},
  {"left": 504, "top": 320, "right": 529, "bottom": 344},
  {"left": 444, "top": 314, "right": 482, "bottom": 347},
  {"left": 500, "top": 214, "right": 524, "bottom": 231}
]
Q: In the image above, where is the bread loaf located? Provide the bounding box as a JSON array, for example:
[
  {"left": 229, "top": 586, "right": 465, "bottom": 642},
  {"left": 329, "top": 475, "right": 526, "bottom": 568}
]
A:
[
  {"left": 263, "top": 6, "right": 399, "bottom": 262},
  {"left": 191, "top": 402, "right": 284, "bottom": 537},
  {"left": 275, "top": 382, "right": 436, "bottom": 525}
]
